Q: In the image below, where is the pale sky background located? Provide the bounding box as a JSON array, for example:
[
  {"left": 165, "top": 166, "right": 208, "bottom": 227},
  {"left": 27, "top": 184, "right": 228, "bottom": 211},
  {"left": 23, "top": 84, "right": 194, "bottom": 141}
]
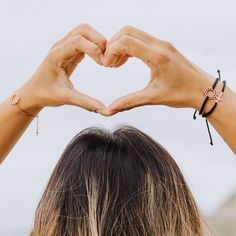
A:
[{"left": 0, "top": 0, "right": 236, "bottom": 235}]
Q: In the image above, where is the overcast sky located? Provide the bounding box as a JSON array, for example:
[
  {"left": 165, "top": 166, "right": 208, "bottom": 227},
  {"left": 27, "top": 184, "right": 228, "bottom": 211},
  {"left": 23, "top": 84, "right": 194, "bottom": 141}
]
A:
[{"left": 0, "top": 0, "right": 236, "bottom": 235}]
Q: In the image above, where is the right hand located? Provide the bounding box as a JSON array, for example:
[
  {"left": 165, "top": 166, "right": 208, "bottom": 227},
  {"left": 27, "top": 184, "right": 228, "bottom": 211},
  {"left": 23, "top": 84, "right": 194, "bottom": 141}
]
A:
[
  {"left": 102, "top": 26, "right": 215, "bottom": 116},
  {"left": 18, "top": 24, "right": 107, "bottom": 115}
]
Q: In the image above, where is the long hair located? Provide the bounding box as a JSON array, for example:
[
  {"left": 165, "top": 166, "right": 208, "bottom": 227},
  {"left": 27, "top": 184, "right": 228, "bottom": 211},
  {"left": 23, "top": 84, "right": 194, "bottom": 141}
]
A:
[{"left": 30, "top": 125, "right": 204, "bottom": 236}]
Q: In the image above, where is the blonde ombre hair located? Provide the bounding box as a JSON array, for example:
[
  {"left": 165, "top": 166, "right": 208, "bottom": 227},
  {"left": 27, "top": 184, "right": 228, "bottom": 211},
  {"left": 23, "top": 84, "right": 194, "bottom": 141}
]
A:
[{"left": 31, "top": 126, "right": 207, "bottom": 236}]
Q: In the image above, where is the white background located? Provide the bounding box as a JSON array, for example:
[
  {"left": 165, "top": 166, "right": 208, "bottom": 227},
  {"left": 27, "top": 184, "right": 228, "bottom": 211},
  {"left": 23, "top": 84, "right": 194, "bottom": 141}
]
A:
[{"left": 0, "top": 0, "right": 236, "bottom": 235}]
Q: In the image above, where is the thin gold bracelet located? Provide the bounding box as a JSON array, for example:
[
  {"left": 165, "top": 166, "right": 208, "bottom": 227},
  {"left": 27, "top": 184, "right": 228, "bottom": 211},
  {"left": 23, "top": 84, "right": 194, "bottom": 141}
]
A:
[{"left": 9, "top": 91, "right": 39, "bottom": 137}]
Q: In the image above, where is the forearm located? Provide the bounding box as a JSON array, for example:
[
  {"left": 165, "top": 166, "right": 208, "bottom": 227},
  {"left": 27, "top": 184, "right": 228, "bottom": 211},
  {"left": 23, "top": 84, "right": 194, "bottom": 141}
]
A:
[
  {"left": 0, "top": 101, "right": 32, "bottom": 163},
  {"left": 0, "top": 82, "right": 42, "bottom": 164}
]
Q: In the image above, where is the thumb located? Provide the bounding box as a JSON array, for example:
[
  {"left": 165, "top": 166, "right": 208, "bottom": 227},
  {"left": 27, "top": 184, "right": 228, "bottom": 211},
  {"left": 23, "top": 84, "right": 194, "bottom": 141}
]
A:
[
  {"left": 107, "top": 89, "right": 150, "bottom": 115},
  {"left": 67, "top": 89, "right": 106, "bottom": 113}
]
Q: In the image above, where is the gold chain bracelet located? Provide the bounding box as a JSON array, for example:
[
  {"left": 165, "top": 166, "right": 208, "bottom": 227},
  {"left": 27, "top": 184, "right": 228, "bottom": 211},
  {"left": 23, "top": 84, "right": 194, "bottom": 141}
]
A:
[{"left": 9, "top": 92, "right": 39, "bottom": 136}]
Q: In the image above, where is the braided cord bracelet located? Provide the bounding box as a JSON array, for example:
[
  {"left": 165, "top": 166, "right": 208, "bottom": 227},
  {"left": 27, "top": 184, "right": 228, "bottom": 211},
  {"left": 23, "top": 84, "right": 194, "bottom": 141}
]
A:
[{"left": 193, "top": 70, "right": 226, "bottom": 145}]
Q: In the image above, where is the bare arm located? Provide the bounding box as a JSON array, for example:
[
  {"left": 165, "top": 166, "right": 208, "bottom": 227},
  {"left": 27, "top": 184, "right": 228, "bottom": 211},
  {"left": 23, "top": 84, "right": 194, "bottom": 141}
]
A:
[
  {"left": 0, "top": 24, "right": 107, "bottom": 164},
  {"left": 1, "top": 24, "right": 235, "bottom": 163},
  {"left": 103, "top": 26, "right": 236, "bottom": 154},
  {"left": 0, "top": 90, "right": 41, "bottom": 162}
]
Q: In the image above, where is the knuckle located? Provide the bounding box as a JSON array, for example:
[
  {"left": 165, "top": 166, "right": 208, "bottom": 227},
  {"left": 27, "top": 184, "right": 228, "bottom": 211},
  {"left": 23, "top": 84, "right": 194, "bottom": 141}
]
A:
[
  {"left": 122, "top": 25, "right": 134, "bottom": 34},
  {"left": 163, "top": 41, "right": 175, "bottom": 51},
  {"left": 106, "top": 39, "right": 113, "bottom": 47},
  {"left": 83, "top": 103, "right": 94, "bottom": 112},
  {"left": 46, "top": 49, "right": 58, "bottom": 64},
  {"left": 119, "top": 35, "right": 131, "bottom": 45},
  {"left": 90, "top": 45, "right": 101, "bottom": 55},
  {"left": 78, "top": 23, "right": 91, "bottom": 31},
  {"left": 50, "top": 41, "right": 61, "bottom": 51},
  {"left": 71, "top": 35, "right": 83, "bottom": 44},
  {"left": 61, "top": 42, "right": 68, "bottom": 53},
  {"left": 156, "top": 53, "right": 170, "bottom": 65},
  {"left": 147, "top": 50, "right": 170, "bottom": 67},
  {"left": 98, "top": 38, "right": 107, "bottom": 47}
]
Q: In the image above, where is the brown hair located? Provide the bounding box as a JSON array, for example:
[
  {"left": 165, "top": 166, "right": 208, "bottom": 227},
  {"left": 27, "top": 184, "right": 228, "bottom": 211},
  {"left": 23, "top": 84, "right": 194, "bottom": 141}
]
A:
[{"left": 31, "top": 125, "right": 205, "bottom": 236}]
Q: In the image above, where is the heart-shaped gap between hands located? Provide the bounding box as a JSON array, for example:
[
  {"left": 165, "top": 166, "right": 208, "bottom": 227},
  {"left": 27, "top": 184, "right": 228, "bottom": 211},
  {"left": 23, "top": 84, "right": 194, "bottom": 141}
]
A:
[
  {"left": 75, "top": 59, "right": 147, "bottom": 115},
  {"left": 78, "top": 25, "right": 200, "bottom": 116}
]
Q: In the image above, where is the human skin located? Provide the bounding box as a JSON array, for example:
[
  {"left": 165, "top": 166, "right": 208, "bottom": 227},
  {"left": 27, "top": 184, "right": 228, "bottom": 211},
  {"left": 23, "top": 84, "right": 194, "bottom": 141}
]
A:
[
  {"left": 0, "top": 24, "right": 107, "bottom": 162},
  {"left": 103, "top": 26, "right": 236, "bottom": 154},
  {"left": 0, "top": 24, "right": 236, "bottom": 164}
]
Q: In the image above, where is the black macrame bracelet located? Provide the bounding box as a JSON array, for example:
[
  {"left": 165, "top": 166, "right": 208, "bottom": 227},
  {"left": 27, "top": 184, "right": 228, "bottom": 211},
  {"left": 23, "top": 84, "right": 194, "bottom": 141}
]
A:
[
  {"left": 193, "top": 70, "right": 226, "bottom": 145},
  {"left": 193, "top": 70, "right": 221, "bottom": 120},
  {"left": 202, "top": 80, "right": 226, "bottom": 118},
  {"left": 199, "top": 77, "right": 220, "bottom": 116}
]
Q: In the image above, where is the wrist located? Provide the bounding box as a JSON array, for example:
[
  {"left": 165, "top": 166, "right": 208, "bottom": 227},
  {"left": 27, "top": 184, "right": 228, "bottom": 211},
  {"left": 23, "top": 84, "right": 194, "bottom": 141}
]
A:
[
  {"left": 187, "top": 72, "right": 216, "bottom": 111},
  {"left": 15, "top": 79, "right": 45, "bottom": 116}
]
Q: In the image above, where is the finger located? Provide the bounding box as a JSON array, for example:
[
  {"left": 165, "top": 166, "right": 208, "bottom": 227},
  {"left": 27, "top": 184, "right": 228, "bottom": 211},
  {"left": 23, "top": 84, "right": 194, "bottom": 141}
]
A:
[
  {"left": 64, "top": 54, "right": 84, "bottom": 76},
  {"left": 107, "top": 89, "right": 150, "bottom": 115},
  {"left": 109, "top": 55, "right": 124, "bottom": 67},
  {"left": 107, "top": 25, "right": 162, "bottom": 47},
  {"left": 104, "top": 35, "right": 156, "bottom": 67},
  {"left": 66, "top": 89, "right": 106, "bottom": 113},
  {"left": 103, "top": 53, "right": 117, "bottom": 67},
  {"left": 104, "top": 54, "right": 129, "bottom": 68},
  {"left": 60, "top": 24, "right": 107, "bottom": 53},
  {"left": 53, "top": 35, "right": 103, "bottom": 66},
  {"left": 113, "top": 54, "right": 129, "bottom": 68}
]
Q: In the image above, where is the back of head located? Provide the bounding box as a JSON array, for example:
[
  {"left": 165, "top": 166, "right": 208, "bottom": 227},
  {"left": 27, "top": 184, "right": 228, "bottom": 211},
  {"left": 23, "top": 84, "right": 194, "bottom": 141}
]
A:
[{"left": 31, "top": 125, "right": 203, "bottom": 236}]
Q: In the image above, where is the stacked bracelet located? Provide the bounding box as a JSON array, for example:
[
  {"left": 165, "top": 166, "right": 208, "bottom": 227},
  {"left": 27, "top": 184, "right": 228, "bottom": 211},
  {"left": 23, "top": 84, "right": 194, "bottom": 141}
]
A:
[
  {"left": 202, "top": 80, "right": 226, "bottom": 118},
  {"left": 193, "top": 70, "right": 226, "bottom": 145}
]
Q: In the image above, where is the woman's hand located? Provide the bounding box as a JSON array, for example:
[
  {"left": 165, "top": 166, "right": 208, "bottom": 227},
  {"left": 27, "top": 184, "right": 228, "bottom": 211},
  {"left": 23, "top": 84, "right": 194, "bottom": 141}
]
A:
[
  {"left": 0, "top": 24, "right": 109, "bottom": 163},
  {"left": 103, "top": 25, "right": 215, "bottom": 115},
  {"left": 19, "top": 24, "right": 107, "bottom": 115},
  {"left": 102, "top": 26, "right": 236, "bottom": 154}
]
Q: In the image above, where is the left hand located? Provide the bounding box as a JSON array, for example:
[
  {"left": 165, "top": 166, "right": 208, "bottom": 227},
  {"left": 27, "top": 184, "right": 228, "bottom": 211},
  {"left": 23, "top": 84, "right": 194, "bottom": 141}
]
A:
[{"left": 102, "top": 26, "right": 214, "bottom": 116}]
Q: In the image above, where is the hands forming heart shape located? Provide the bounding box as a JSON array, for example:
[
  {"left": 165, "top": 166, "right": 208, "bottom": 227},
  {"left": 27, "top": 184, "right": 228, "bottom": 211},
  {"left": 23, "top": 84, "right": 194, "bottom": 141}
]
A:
[{"left": 20, "top": 24, "right": 214, "bottom": 116}]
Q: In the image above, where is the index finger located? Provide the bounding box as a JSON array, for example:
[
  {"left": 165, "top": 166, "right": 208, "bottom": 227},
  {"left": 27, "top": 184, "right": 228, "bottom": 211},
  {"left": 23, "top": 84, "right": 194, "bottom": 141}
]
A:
[
  {"left": 56, "top": 24, "right": 107, "bottom": 53},
  {"left": 104, "top": 35, "right": 156, "bottom": 67},
  {"left": 107, "top": 25, "right": 160, "bottom": 47},
  {"left": 53, "top": 35, "right": 104, "bottom": 66}
]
